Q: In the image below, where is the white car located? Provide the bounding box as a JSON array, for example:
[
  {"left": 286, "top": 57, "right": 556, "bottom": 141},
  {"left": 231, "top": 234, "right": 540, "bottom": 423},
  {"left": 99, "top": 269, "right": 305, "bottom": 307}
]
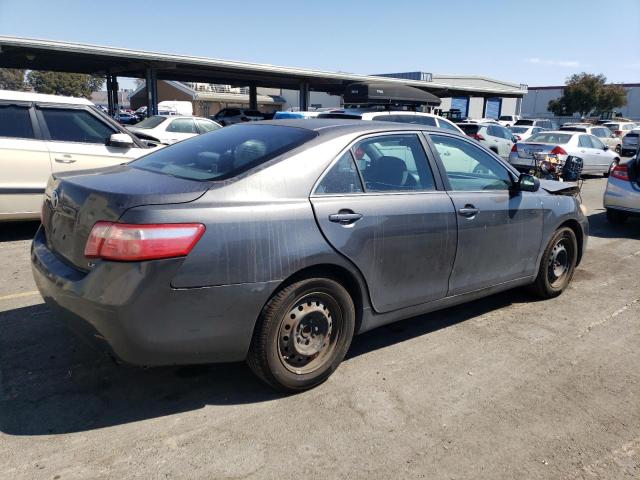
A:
[
  {"left": 317, "top": 109, "right": 464, "bottom": 133},
  {"left": 458, "top": 122, "right": 516, "bottom": 160},
  {"left": 508, "top": 131, "right": 620, "bottom": 175},
  {"left": 497, "top": 114, "right": 521, "bottom": 127},
  {"left": 602, "top": 121, "right": 637, "bottom": 138},
  {"left": 509, "top": 125, "right": 546, "bottom": 141},
  {"left": 128, "top": 115, "right": 221, "bottom": 145},
  {"left": 0, "top": 90, "right": 158, "bottom": 222},
  {"left": 559, "top": 124, "right": 623, "bottom": 154}
]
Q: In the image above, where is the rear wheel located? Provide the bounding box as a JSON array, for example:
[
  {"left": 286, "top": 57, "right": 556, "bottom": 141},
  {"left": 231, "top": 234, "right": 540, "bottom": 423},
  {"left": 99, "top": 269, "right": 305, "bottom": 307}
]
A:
[
  {"left": 604, "top": 158, "right": 619, "bottom": 178},
  {"left": 530, "top": 227, "right": 578, "bottom": 299},
  {"left": 606, "top": 208, "right": 628, "bottom": 224},
  {"left": 247, "top": 278, "right": 355, "bottom": 392},
  {"left": 615, "top": 144, "right": 622, "bottom": 154}
]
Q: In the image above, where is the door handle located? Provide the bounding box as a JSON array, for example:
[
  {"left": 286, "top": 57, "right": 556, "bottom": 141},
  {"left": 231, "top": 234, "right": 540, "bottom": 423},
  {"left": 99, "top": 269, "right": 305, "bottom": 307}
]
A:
[
  {"left": 55, "top": 155, "right": 76, "bottom": 164},
  {"left": 458, "top": 205, "right": 479, "bottom": 217},
  {"left": 329, "top": 210, "right": 363, "bottom": 225}
]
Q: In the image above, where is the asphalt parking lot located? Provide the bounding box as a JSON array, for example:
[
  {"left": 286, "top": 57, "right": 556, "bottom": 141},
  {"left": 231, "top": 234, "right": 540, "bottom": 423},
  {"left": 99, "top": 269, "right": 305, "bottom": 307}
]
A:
[{"left": 0, "top": 176, "right": 638, "bottom": 480}]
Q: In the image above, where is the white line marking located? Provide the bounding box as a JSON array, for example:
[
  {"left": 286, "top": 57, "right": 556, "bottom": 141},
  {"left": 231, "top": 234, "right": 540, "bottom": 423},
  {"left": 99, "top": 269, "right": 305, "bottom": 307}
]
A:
[{"left": 0, "top": 290, "right": 40, "bottom": 302}]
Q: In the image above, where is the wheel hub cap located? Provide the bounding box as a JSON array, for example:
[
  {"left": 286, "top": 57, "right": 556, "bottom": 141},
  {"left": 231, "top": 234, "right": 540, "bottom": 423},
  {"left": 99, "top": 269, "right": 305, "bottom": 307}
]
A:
[{"left": 549, "top": 242, "right": 568, "bottom": 280}]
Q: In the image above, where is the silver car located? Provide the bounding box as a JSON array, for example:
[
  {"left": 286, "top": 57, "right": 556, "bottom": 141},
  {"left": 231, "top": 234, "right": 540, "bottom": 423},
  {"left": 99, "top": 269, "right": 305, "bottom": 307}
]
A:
[
  {"left": 621, "top": 129, "right": 640, "bottom": 157},
  {"left": 509, "top": 131, "right": 620, "bottom": 176},
  {"left": 604, "top": 156, "right": 640, "bottom": 223},
  {"left": 32, "top": 120, "right": 588, "bottom": 391}
]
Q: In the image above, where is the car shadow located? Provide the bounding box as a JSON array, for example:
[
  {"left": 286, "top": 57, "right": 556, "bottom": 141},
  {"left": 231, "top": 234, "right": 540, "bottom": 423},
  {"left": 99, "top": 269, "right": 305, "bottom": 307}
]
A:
[
  {"left": 0, "top": 288, "right": 537, "bottom": 436},
  {"left": 0, "top": 221, "right": 39, "bottom": 243},
  {"left": 587, "top": 211, "right": 640, "bottom": 240}
]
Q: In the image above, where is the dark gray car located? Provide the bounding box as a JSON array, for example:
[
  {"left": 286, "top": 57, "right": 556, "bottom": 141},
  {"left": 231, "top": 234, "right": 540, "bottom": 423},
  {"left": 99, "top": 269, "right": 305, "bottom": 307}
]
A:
[{"left": 32, "top": 120, "right": 588, "bottom": 391}]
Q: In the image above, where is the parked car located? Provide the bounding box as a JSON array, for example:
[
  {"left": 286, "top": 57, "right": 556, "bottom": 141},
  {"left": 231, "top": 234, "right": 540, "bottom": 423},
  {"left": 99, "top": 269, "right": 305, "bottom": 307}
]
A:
[
  {"left": 621, "top": 129, "right": 640, "bottom": 156},
  {"left": 317, "top": 109, "right": 464, "bottom": 133},
  {"left": 509, "top": 125, "right": 546, "bottom": 141},
  {"left": 32, "top": 120, "right": 588, "bottom": 391},
  {"left": 602, "top": 121, "right": 637, "bottom": 138},
  {"left": 113, "top": 112, "right": 138, "bottom": 125},
  {"left": 508, "top": 131, "right": 620, "bottom": 176},
  {"left": 498, "top": 115, "right": 521, "bottom": 127},
  {"left": 458, "top": 122, "right": 515, "bottom": 160},
  {"left": 211, "top": 108, "right": 265, "bottom": 126},
  {"left": 515, "top": 118, "right": 558, "bottom": 130},
  {"left": 559, "top": 124, "right": 622, "bottom": 154},
  {"left": 128, "top": 115, "right": 221, "bottom": 144},
  {"left": 603, "top": 156, "right": 640, "bottom": 223},
  {"left": 0, "top": 89, "right": 158, "bottom": 222}
]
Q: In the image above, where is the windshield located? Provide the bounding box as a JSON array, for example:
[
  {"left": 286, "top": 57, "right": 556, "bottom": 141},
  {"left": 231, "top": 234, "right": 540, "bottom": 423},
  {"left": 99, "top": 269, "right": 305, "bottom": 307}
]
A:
[
  {"left": 131, "top": 124, "right": 318, "bottom": 181},
  {"left": 515, "top": 120, "right": 534, "bottom": 126},
  {"left": 509, "top": 127, "right": 529, "bottom": 134},
  {"left": 134, "top": 116, "right": 167, "bottom": 129},
  {"left": 527, "top": 133, "right": 572, "bottom": 144},
  {"left": 560, "top": 126, "right": 587, "bottom": 132}
]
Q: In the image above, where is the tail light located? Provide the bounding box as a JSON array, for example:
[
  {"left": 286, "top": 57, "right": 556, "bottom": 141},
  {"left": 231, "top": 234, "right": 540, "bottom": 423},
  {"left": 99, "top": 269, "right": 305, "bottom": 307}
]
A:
[
  {"left": 614, "top": 130, "right": 623, "bottom": 136},
  {"left": 84, "top": 222, "right": 205, "bottom": 261},
  {"left": 550, "top": 146, "right": 568, "bottom": 155},
  {"left": 470, "top": 133, "right": 485, "bottom": 141},
  {"left": 610, "top": 164, "right": 629, "bottom": 181},
  {"left": 511, "top": 144, "right": 518, "bottom": 152}
]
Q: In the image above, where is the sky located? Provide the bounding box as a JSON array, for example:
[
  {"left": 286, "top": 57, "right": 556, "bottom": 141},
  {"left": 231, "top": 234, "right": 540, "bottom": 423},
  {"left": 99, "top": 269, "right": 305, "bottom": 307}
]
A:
[{"left": 1, "top": 0, "right": 639, "bottom": 90}]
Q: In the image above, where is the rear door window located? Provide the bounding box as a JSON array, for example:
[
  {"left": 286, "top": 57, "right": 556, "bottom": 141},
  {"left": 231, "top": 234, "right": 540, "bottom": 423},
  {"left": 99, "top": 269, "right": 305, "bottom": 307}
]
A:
[
  {"left": 315, "top": 150, "right": 363, "bottom": 194},
  {"left": 40, "top": 108, "right": 116, "bottom": 144},
  {"left": 132, "top": 124, "right": 317, "bottom": 181},
  {"left": 436, "top": 118, "right": 461, "bottom": 132},
  {"left": 196, "top": 119, "right": 221, "bottom": 133},
  {"left": 0, "top": 105, "right": 35, "bottom": 139},
  {"left": 578, "top": 135, "right": 593, "bottom": 148}
]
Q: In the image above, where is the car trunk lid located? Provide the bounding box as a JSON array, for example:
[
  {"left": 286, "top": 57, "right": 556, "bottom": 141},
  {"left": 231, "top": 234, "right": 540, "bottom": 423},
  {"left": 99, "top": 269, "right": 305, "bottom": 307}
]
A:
[
  {"left": 515, "top": 143, "right": 556, "bottom": 159},
  {"left": 42, "top": 165, "right": 210, "bottom": 270}
]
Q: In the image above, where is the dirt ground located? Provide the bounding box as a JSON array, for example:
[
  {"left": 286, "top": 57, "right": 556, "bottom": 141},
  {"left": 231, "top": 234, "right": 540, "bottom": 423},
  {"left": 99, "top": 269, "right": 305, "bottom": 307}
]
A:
[{"left": 0, "top": 176, "right": 638, "bottom": 479}]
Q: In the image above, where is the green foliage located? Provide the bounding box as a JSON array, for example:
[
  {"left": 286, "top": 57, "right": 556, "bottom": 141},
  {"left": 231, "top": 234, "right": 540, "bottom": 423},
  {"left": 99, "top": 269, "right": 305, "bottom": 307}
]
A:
[
  {"left": 547, "top": 73, "right": 628, "bottom": 117},
  {"left": 0, "top": 69, "right": 26, "bottom": 90},
  {"left": 26, "top": 71, "right": 105, "bottom": 98}
]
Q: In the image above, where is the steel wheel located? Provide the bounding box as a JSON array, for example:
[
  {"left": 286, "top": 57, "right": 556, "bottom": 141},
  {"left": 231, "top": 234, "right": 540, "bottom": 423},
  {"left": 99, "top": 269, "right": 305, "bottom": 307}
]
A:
[
  {"left": 547, "top": 238, "right": 571, "bottom": 288},
  {"left": 277, "top": 293, "right": 341, "bottom": 375},
  {"left": 530, "top": 227, "right": 578, "bottom": 299}
]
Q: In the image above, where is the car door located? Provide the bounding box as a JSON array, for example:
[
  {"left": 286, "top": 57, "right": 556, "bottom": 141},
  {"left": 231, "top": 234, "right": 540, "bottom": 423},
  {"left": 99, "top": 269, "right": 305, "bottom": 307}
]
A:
[
  {"left": 310, "top": 133, "right": 457, "bottom": 313},
  {"left": 0, "top": 103, "right": 51, "bottom": 218},
  {"left": 427, "top": 133, "right": 543, "bottom": 295},
  {"left": 587, "top": 135, "right": 613, "bottom": 173},
  {"left": 37, "top": 105, "right": 139, "bottom": 173},
  {"left": 497, "top": 126, "right": 515, "bottom": 159},
  {"left": 163, "top": 118, "right": 198, "bottom": 143},
  {"left": 577, "top": 134, "right": 601, "bottom": 172}
]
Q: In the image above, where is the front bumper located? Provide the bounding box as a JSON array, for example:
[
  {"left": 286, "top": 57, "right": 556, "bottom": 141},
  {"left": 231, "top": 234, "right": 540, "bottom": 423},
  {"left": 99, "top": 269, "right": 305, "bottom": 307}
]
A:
[{"left": 31, "top": 226, "right": 278, "bottom": 366}]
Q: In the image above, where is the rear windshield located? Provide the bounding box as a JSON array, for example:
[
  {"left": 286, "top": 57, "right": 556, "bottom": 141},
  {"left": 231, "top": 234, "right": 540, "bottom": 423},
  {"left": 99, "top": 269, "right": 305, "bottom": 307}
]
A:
[
  {"left": 509, "top": 126, "right": 529, "bottom": 134},
  {"left": 515, "top": 119, "right": 534, "bottom": 126},
  {"left": 603, "top": 123, "right": 620, "bottom": 130},
  {"left": 459, "top": 124, "right": 480, "bottom": 134},
  {"left": 527, "top": 133, "right": 572, "bottom": 144},
  {"left": 499, "top": 116, "right": 513, "bottom": 121},
  {"left": 317, "top": 113, "right": 363, "bottom": 120},
  {"left": 131, "top": 124, "right": 317, "bottom": 181},
  {"left": 560, "top": 126, "right": 587, "bottom": 132},
  {"left": 134, "top": 116, "right": 167, "bottom": 129},
  {"left": 243, "top": 110, "right": 264, "bottom": 117}
]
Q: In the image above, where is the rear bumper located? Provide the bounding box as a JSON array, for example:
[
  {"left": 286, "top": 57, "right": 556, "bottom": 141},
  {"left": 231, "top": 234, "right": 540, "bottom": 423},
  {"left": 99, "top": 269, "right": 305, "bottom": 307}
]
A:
[
  {"left": 603, "top": 178, "right": 640, "bottom": 213},
  {"left": 31, "top": 226, "right": 278, "bottom": 366}
]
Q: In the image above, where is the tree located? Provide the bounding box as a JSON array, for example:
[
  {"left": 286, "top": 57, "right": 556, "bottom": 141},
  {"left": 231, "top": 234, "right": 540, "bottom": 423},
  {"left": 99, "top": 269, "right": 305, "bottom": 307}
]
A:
[
  {"left": 0, "top": 68, "right": 26, "bottom": 90},
  {"left": 547, "top": 73, "right": 627, "bottom": 117},
  {"left": 26, "top": 71, "right": 105, "bottom": 98}
]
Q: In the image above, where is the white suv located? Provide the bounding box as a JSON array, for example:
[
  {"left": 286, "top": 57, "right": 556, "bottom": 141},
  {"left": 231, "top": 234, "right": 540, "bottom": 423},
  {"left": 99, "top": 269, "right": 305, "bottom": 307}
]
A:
[
  {"left": 0, "top": 90, "right": 158, "bottom": 221},
  {"left": 317, "top": 109, "right": 464, "bottom": 133}
]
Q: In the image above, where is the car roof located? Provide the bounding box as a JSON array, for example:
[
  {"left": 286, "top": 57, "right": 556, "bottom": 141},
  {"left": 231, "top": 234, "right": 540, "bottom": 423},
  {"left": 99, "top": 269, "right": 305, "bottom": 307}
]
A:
[
  {"left": 0, "top": 89, "right": 93, "bottom": 105},
  {"left": 257, "top": 118, "right": 453, "bottom": 138},
  {"left": 152, "top": 115, "right": 213, "bottom": 120}
]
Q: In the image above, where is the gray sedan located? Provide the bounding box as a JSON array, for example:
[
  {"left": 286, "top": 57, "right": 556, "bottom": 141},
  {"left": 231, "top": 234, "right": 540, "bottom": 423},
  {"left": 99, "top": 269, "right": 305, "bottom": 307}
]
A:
[
  {"left": 604, "top": 155, "right": 640, "bottom": 223},
  {"left": 32, "top": 120, "right": 588, "bottom": 391}
]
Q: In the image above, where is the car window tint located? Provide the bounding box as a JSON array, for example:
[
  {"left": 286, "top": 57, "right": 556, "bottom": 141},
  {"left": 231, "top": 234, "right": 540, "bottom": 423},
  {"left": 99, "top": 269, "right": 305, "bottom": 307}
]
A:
[
  {"left": 0, "top": 105, "right": 34, "bottom": 139},
  {"left": 590, "top": 135, "right": 605, "bottom": 149},
  {"left": 41, "top": 108, "right": 115, "bottom": 144},
  {"left": 315, "top": 150, "right": 363, "bottom": 194},
  {"left": 437, "top": 118, "right": 460, "bottom": 132},
  {"left": 134, "top": 116, "right": 167, "bottom": 129},
  {"left": 196, "top": 119, "right": 220, "bottom": 133},
  {"left": 430, "top": 134, "right": 512, "bottom": 191},
  {"left": 167, "top": 118, "right": 197, "bottom": 134},
  {"left": 578, "top": 135, "right": 592, "bottom": 148},
  {"left": 132, "top": 124, "right": 317, "bottom": 181},
  {"left": 353, "top": 134, "right": 435, "bottom": 192}
]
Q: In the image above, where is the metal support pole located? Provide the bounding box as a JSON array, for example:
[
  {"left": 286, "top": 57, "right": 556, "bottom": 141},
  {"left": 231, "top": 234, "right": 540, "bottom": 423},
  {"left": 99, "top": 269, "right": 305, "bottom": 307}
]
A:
[
  {"left": 248, "top": 84, "right": 258, "bottom": 111},
  {"left": 106, "top": 75, "right": 114, "bottom": 116},
  {"left": 150, "top": 69, "right": 158, "bottom": 116},
  {"left": 112, "top": 76, "right": 119, "bottom": 115},
  {"left": 299, "top": 81, "right": 309, "bottom": 111},
  {"left": 145, "top": 68, "right": 154, "bottom": 117}
]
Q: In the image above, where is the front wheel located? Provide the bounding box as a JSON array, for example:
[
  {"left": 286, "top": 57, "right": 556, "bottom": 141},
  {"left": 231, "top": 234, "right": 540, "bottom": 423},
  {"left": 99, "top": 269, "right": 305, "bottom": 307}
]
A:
[
  {"left": 247, "top": 277, "right": 355, "bottom": 392},
  {"left": 530, "top": 227, "right": 578, "bottom": 299}
]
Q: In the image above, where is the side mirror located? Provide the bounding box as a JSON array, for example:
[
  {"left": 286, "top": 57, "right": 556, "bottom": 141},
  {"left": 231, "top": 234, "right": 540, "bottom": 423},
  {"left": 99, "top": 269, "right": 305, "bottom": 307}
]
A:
[
  {"left": 512, "top": 136, "right": 518, "bottom": 143},
  {"left": 109, "top": 133, "right": 134, "bottom": 148},
  {"left": 516, "top": 173, "right": 540, "bottom": 192},
  {"left": 603, "top": 145, "right": 609, "bottom": 151}
]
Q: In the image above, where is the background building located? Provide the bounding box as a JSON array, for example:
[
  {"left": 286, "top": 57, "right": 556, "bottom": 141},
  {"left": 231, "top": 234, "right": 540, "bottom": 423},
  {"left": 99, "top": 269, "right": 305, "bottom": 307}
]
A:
[{"left": 522, "top": 83, "right": 640, "bottom": 120}]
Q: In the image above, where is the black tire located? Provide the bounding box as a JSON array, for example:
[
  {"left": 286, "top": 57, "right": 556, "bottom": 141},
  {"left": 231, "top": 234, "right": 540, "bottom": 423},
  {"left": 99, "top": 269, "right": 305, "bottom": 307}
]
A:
[
  {"left": 247, "top": 277, "right": 355, "bottom": 392},
  {"left": 530, "top": 227, "right": 578, "bottom": 299},
  {"left": 606, "top": 208, "right": 628, "bottom": 224},
  {"left": 615, "top": 144, "right": 622, "bottom": 154}
]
